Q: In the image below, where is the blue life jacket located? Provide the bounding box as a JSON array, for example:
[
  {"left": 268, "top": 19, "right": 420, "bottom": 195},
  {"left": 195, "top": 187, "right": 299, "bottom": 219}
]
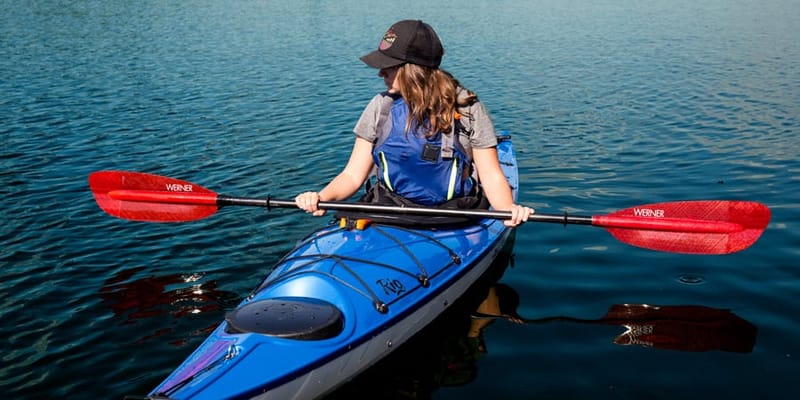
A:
[{"left": 372, "top": 96, "right": 474, "bottom": 206}]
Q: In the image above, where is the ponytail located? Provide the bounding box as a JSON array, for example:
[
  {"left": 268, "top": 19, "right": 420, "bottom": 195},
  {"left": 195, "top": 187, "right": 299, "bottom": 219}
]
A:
[{"left": 396, "top": 64, "right": 478, "bottom": 137}]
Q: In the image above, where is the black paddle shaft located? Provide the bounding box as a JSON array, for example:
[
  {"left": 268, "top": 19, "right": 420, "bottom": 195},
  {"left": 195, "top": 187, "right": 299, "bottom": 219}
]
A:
[{"left": 217, "top": 195, "right": 593, "bottom": 226}]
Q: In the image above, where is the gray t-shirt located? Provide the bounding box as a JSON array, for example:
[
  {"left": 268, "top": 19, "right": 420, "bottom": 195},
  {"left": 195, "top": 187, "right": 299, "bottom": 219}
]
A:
[{"left": 353, "top": 90, "right": 498, "bottom": 156}]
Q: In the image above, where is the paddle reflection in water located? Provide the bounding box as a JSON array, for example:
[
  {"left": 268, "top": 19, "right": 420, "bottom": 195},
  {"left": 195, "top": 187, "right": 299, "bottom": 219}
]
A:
[
  {"left": 473, "top": 294, "right": 758, "bottom": 354},
  {"left": 100, "top": 267, "right": 240, "bottom": 345},
  {"left": 596, "top": 303, "right": 756, "bottom": 353},
  {"left": 329, "top": 276, "right": 757, "bottom": 399},
  {"left": 479, "top": 298, "right": 758, "bottom": 353}
]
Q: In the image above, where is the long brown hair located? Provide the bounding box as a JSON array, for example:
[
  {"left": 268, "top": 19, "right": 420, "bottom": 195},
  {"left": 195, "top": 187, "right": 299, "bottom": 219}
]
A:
[{"left": 395, "top": 64, "right": 477, "bottom": 137}]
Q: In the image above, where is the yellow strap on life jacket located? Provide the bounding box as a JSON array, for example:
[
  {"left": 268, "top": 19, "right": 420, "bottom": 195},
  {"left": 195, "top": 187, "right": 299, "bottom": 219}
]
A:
[
  {"left": 446, "top": 156, "right": 459, "bottom": 201},
  {"left": 379, "top": 151, "right": 394, "bottom": 191}
]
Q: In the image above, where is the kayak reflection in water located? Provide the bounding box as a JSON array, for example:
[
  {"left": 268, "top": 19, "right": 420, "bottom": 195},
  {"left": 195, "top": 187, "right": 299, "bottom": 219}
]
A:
[
  {"left": 325, "top": 280, "right": 523, "bottom": 398},
  {"left": 100, "top": 267, "right": 240, "bottom": 344},
  {"left": 465, "top": 283, "right": 525, "bottom": 356}
]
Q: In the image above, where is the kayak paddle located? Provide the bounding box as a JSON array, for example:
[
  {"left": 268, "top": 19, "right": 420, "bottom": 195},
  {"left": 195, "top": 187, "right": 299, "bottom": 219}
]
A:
[{"left": 88, "top": 170, "right": 770, "bottom": 255}]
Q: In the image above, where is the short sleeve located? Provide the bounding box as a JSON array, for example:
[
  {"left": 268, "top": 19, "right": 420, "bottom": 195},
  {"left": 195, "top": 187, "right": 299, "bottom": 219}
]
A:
[
  {"left": 353, "top": 94, "right": 386, "bottom": 142},
  {"left": 463, "top": 100, "right": 498, "bottom": 149}
]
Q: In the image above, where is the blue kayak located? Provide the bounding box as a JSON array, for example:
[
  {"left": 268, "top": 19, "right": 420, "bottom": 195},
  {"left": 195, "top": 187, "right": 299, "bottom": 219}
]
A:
[{"left": 147, "top": 136, "right": 519, "bottom": 400}]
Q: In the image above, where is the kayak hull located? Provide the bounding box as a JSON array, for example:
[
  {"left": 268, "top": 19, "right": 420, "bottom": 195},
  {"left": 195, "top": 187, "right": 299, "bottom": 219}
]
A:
[
  {"left": 147, "top": 137, "right": 519, "bottom": 400},
  {"left": 253, "top": 229, "right": 511, "bottom": 400}
]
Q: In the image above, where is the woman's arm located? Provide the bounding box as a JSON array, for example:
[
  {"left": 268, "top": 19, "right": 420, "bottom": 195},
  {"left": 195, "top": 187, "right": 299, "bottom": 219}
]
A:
[
  {"left": 472, "top": 147, "right": 534, "bottom": 226},
  {"left": 295, "top": 137, "right": 375, "bottom": 216}
]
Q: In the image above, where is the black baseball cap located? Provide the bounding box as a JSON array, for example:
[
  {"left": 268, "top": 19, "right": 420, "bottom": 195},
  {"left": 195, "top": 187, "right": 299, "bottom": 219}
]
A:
[{"left": 360, "top": 20, "right": 444, "bottom": 69}]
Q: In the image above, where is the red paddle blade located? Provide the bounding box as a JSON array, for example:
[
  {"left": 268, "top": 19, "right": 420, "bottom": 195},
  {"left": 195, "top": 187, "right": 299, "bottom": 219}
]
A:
[
  {"left": 89, "top": 171, "right": 219, "bottom": 222},
  {"left": 594, "top": 201, "right": 770, "bottom": 254}
]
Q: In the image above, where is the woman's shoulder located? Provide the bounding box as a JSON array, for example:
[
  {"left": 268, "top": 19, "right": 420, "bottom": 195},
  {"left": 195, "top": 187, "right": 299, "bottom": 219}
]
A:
[
  {"left": 365, "top": 91, "right": 401, "bottom": 113},
  {"left": 455, "top": 87, "right": 490, "bottom": 121},
  {"left": 354, "top": 92, "right": 399, "bottom": 142},
  {"left": 456, "top": 86, "right": 480, "bottom": 107},
  {"left": 454, "top": 87, "right": 496, "bottom": 147}
]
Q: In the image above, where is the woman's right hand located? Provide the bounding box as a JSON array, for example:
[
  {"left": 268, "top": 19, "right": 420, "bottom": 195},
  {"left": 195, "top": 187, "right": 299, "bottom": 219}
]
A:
[
  {"left": 503, "top": 204, "right": 534, "bottom": 227},
  {"left": 295, "top": 191, "right": 327, "bottom": 216}
]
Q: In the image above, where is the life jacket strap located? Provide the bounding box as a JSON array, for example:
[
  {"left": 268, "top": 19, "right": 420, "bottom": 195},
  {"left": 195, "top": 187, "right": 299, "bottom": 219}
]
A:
[{"left": 446, "top": 157, "right": 459, "bottom": 200}]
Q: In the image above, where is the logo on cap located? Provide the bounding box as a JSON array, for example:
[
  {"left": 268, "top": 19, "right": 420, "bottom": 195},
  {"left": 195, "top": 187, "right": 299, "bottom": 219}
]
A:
[{"left": 379, "top": 28, "right": 397, "bottom": 51}]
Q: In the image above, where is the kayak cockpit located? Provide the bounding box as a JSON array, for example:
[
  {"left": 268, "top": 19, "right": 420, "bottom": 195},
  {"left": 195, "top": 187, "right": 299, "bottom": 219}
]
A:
[{"left": 225, "top": 297, "right": 344, "bottom": 340}]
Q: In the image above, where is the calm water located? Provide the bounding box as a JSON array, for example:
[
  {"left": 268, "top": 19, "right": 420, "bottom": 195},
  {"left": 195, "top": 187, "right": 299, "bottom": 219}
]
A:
[{"left": 2, "top": 0, "right": 799, "bottom": 398}]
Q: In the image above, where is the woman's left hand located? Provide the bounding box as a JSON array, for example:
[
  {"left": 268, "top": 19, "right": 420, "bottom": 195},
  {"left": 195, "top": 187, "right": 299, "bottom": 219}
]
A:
[{"left": 504, "top": 204, "right": 534, "bottom": 227}]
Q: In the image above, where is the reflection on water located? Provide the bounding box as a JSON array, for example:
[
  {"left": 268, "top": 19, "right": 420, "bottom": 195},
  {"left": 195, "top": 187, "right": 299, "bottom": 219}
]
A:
[
  {"left": 330, "top": 276, "right": 757, "bottom": 399},
  {"left": 601, "top": 304, "right": 757, "bottom": 353},
  {"left": 474, "top": 290, "right": 757, "bottom": 354},
  {"left": 1, "top": 1, "right": 796, "bottom": 398},
  {"left": 528, "top": 303, "right": 758, "bottom": 353},
  {"left": 100, "top": 267, "right": 240, "bottom": 345}
]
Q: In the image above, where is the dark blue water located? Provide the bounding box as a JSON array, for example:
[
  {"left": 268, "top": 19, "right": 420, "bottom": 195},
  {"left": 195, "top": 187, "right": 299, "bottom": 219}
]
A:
[{"left": 2, "top": 0, "right": 798, "bottom": 398}]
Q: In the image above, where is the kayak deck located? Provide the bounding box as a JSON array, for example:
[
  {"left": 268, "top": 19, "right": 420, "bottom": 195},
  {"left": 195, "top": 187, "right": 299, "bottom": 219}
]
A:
[
  {"left": 152, "top": 222, "right": 509, "bottom": 399},
  {"left": 147, "top": 136, "right": 519, "bottom": 400}
]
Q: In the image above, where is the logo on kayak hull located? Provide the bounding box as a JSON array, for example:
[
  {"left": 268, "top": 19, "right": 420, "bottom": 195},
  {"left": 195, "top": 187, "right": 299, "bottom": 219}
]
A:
[{"left": 377, "top": 278, "right": 406, "bottom": 296}]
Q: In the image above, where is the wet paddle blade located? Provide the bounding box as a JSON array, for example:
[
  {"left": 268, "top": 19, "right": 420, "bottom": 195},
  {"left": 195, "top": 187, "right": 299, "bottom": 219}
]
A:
[
  {"left": 89, "top": 171, "right": 219, "bottom": 222},
  {"left": 594, "top": 201, "right": 770, "bottom": 254}
]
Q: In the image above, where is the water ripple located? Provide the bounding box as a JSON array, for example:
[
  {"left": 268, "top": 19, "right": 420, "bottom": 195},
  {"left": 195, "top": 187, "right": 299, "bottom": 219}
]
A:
[{"left": 2, "top": 1, "right": 798, "bottom": 399}]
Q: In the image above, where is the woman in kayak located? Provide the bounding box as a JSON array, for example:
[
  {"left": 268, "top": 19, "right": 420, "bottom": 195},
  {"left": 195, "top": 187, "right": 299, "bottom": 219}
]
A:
[{"left": 295, "top": 19, "right": 533, "bottom": 227}]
